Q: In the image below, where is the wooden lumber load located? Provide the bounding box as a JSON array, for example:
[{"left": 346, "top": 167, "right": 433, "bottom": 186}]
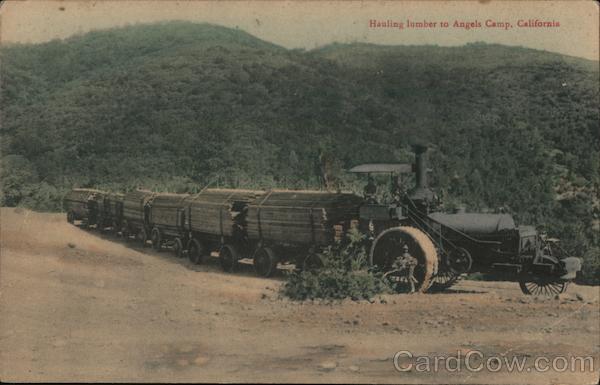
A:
[
  {"left": 149, "top": 193, "right": 190, "bottom": 235},
  {"left": 246, "top": 190, "right": 363, "bottom": 246},
  {"left": 63, "top": 188, "right": 106, "bottom": 219},
  {"left": 184, "top": 189, "right": 264, "bottom": 237},
  {"left": 97, "top": 192, "right": 125, "bottom": 228},
  {"left": 105, "top": 192, "right": 125, "bottom": 221},
  {"left": 122, "top": 189, "right": 155, "bottom": 230}
]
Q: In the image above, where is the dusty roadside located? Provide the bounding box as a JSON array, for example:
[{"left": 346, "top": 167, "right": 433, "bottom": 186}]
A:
[{"left": 1, "top": 208, "right": 598, "bottom": 383}]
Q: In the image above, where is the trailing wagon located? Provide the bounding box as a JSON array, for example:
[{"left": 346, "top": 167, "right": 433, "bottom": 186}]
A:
[
  {"left": 146, "top": 193, "right": 189, "bottom": 253},
  {"left": 121, "top": 189, "right": 156, "bottom": 243},
  {"left": 96, "top": 192, "right": 125, "bottom": 232},
  {"left": 183, "top": 189, "right": 263, "bottom": 266},
  {"left": 63, "top": 188, "right": 107, "bottom": 227},
  {"left": 243, "top": 190, "right": 362, "bottom": 276}
]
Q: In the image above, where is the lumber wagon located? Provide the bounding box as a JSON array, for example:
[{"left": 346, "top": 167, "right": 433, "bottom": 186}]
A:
[
  {"left": 147, "top": 193, "right": 190, "bottom": 254},
  {"left": 63, "top": 188, "right": 107, "bottom": 228},
  {"left": 184, "top": 189, "right": 264, "bottom": 265},
  {"left": 96, "top": 192, "right": 125, "bottom": 233},
  {"left": 244, "top": 190, "right": 363, "bottom": 277},
  {"left": 122, "top": 189, "right": 155, "bottom": 244}
]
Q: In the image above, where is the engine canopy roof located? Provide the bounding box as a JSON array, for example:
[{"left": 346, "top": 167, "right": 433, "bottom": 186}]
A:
[{"left": 348, "top": 163, "right": 412, "bottom": 174}]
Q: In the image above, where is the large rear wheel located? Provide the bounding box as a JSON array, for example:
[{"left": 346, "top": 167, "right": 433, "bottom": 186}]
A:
[{"left": 369, "top": 226, "right": 438, "bottom": 293}]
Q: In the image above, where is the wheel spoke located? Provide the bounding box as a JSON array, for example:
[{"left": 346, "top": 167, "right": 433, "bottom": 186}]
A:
[{"left": 522, "top": 278, "right": 567, "bottom": 296}]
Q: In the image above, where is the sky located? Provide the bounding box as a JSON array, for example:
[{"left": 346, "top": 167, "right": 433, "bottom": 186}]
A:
[{"left": 0, "top": 0, "right": 598, "bottom": 60}]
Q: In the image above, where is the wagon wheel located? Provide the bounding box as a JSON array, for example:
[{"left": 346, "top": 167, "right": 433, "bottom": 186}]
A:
[
  {"left": 67, "top": 211, "right": 75, "bottom": 224},
  {"left": 139, "top": 228, "right": 149, "bottom": 247},
  {"left": 187, "top": 238, "right": 205, "bottom": 264},
  {"left": 112, "top": 219, "right": 120, "bottom": 235},
  {"left": 370, "top": 226, "right": 438, "bottom": 294},
  {"left": 151, "top": 227, "right": 162, "bottom": 251},
  {"left": 88, "top": 212, "right": 98, "bottom": 228},
  {"left": 518, "top": 277, "right": 568, "bottom": 296},
  {"left": 97, "top": 215, "right": 105, "bottom": 232},
  {"left": 219, "top": 244, "right": 239, "bottom": 273},
  {"left": 121, "top": 220, "right": 130, "bottom": 239},
  {"left": 430, "top": 247, "right": 472, "bottom": 292},
  {"left": 173, "top": 237, "right": 184, "bottom": 258},
  {"left": 254, "top": 247, "right": 278, "bottom": 278},
  {"left": 302, "top": 254, "right": 324, "bottom": 271}
]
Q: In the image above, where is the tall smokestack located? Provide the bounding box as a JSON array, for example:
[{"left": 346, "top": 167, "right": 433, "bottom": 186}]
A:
[{"left": 413, "top": 145, "right": 428, "bottom": 189}]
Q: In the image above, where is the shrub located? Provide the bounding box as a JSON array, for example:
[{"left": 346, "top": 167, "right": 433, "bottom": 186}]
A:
[
  {"left": 282, "top": 228, "right": 391, "bottom": 300},
  {"left": 578, "top": 247, "right": 600, "bottom": 285}
]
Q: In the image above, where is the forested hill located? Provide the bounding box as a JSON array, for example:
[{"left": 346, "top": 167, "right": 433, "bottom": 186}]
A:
[{"left": 1, "top": 22, "right": 598, "bottom": 280}]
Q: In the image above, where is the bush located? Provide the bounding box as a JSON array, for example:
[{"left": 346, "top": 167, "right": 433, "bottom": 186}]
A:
[
  {"left": 281, "top": 228, "right": 391, "bottom": 300},
  {"left": 578, "top": 247, "right": 600, "bottom": 285}
]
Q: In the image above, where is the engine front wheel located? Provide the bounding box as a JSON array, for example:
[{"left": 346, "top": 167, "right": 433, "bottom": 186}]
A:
[{"left": 518, "top": 277, "right": 568, "bottom": 296}]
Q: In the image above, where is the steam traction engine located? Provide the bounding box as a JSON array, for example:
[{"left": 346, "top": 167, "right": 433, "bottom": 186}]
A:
[{"left": 351, "top": 145, "right": 582, "bottom": 295}]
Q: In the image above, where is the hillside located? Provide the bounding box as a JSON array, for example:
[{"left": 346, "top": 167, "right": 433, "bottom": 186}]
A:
[{"left": 0, "top": 21, "right": 598, "bottom": 281}]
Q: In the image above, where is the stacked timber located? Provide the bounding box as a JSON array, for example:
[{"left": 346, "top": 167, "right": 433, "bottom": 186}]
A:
[
  {"left": 246, "top": 190, "right": 363, "bottom": 245},
  {"left": 123, "top": 189, "right": 155, "bottom": 225},
  {"left": 184, "top": 189, "right": 264, "bottom": 237},
  {"left": 149, "top": 193, "right": 189, "bottom": 230},
  {"left": 105, "top": 192, "right": 125, "bottom": 220},
  {"left": 63, "top": 188, "right": 106, "bottom": 215}
]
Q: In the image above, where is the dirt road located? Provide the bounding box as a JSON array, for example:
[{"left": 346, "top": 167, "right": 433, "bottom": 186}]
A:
[{"left": 1, "top": 208, "right": 598, "bottom": 383}]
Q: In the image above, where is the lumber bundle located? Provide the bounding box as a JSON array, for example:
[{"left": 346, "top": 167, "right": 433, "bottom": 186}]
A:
[
  {"left": 185, "top": 188, "right": 264, "bottom": 236},
  {"left": 150, "top": 193, "right": 189, "bottom": 228},
  {"left": 101, "top": 192, "right": 124, "bottom": 218},
  {"left": 123, "top": 189, "right": 155, "bottom": 224},
  {"left": 246, "top": 190, "right": 363, "bottom": 245}
]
